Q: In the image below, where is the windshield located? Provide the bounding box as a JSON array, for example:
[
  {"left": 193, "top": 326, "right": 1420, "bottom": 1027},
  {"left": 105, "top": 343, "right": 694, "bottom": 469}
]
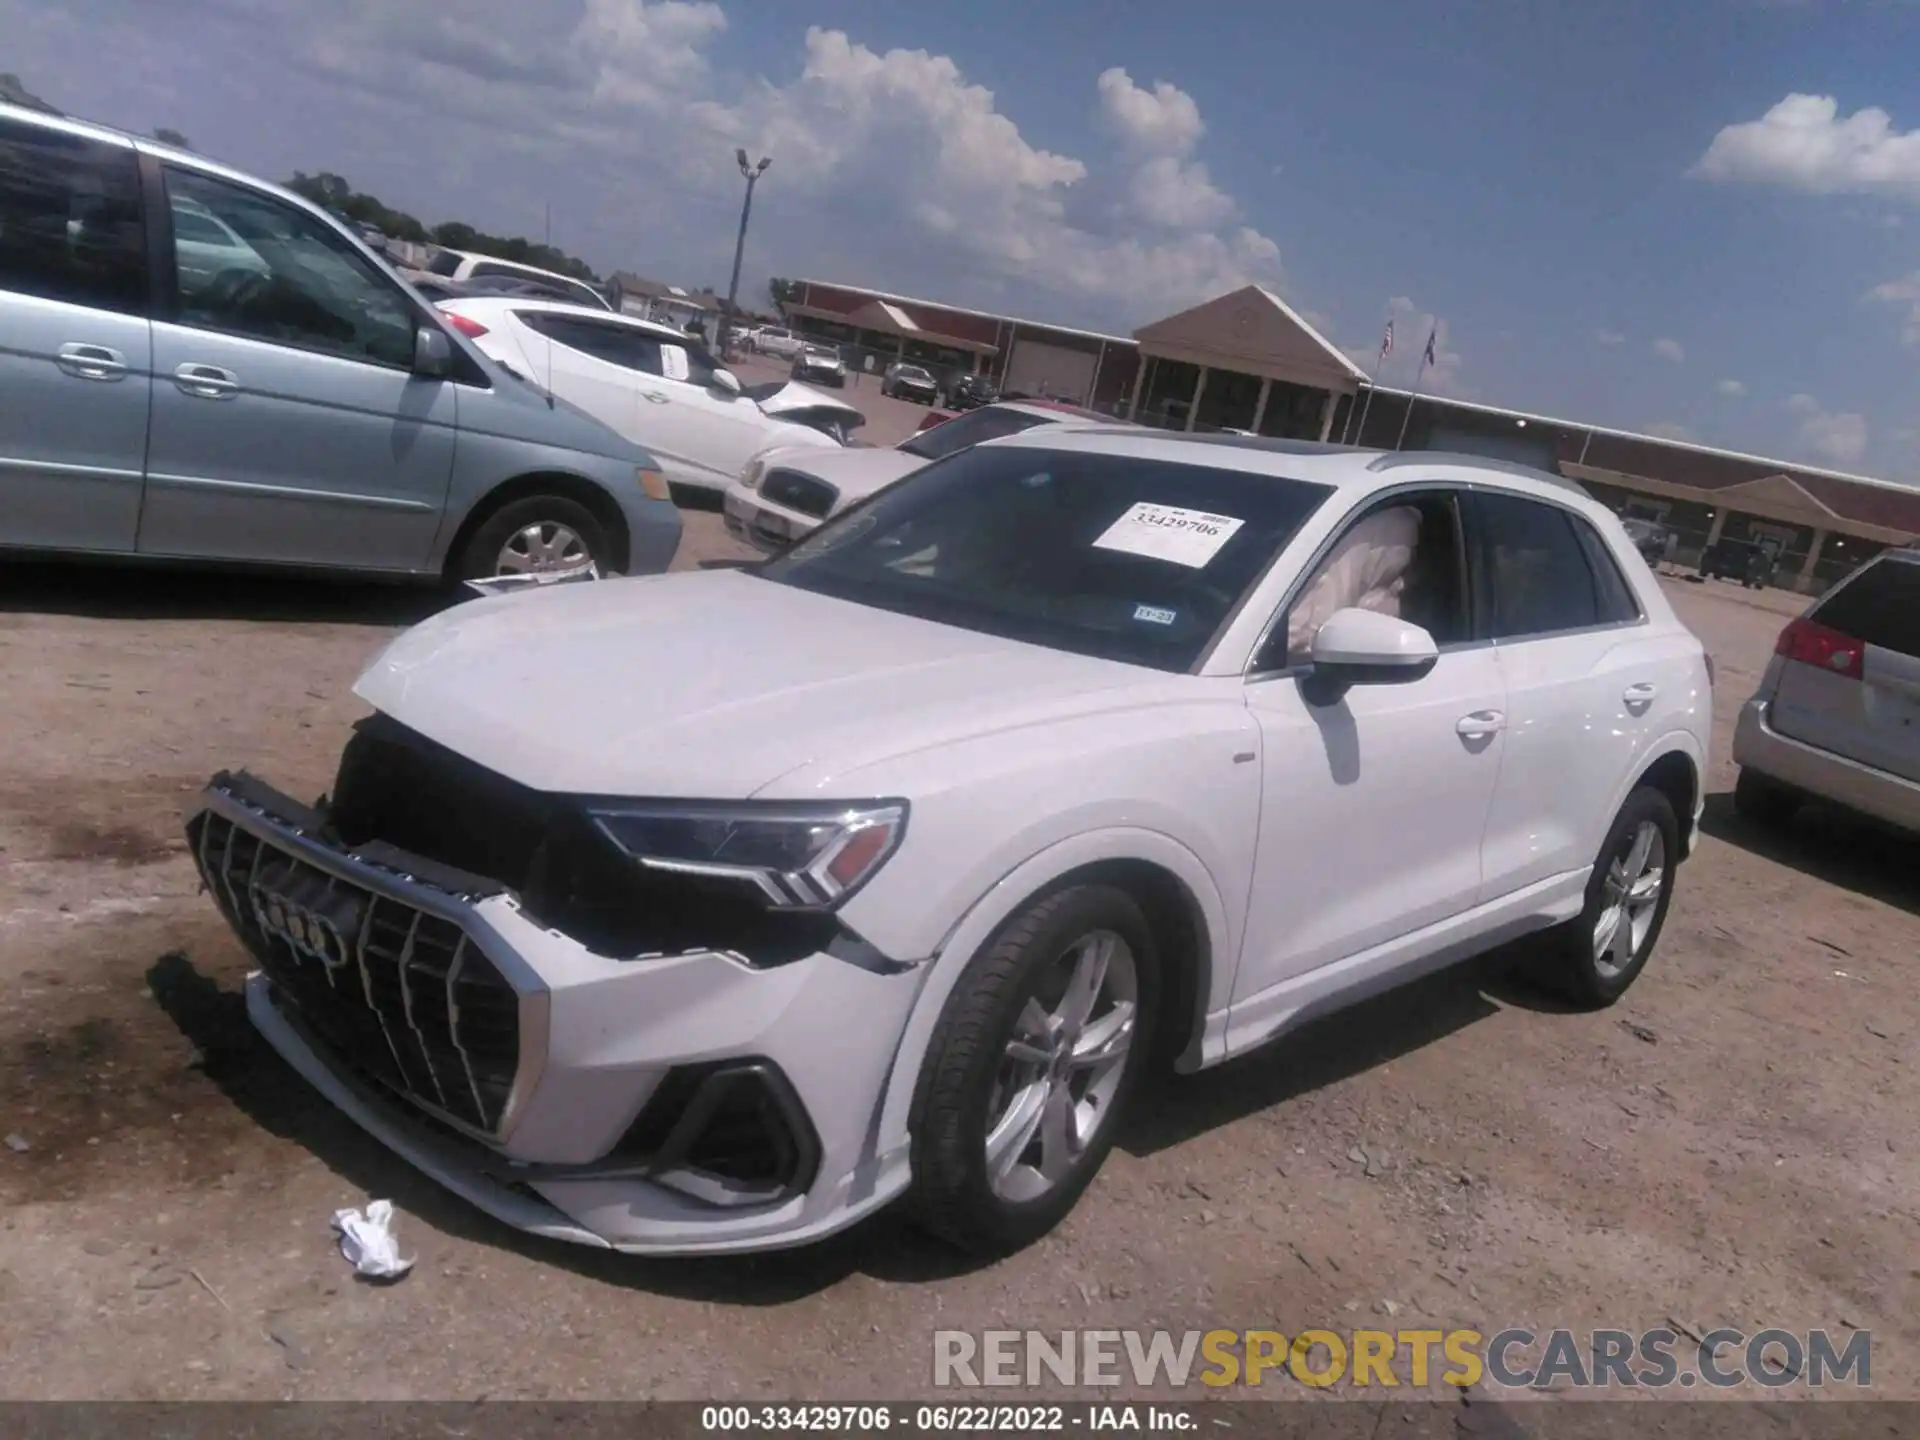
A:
[
  {"left": 896, "top": 365, "right": 932, "bottom": 380},
  {"left": 759, "top": 444, "right": 1333, "bottom": 671},
  {"left": 426, "top": 250, "right": 463, "bottom": 276}
]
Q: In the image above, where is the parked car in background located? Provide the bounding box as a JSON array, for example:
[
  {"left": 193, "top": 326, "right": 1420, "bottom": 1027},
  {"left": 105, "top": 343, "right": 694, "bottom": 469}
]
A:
[
  {"left": 1619, "top": 515, "right": 1673, "bottom": 568},
  {"left": 0, "top": 101, "right": 680, "bottom": 582},
  {"left": 423, "top": 247, "right": 612, "bottom": 311},
  {"left": 437, "top": 297, "right": 866, "bottom": 496},
  {"left": 723, "top": 399, "right": 1130, "bottom": 553},
  {"left": 1698, "top": 537, "right": 1779, "bottom": 589},
  {"left": 355, "top": 221, "right": 390, "bottom": 254},
  {"left": 753, "top": 326, "right": 806, "bottom": 360},
  {"left": 791, "top": 342, "right": 848, "bottom": 388},
  {"left": 189, "top": 432, "right": 1708, "bottom": 1259},
  {"left": 1732, "top": 547, "right": 1920, "bottom": 837},
  {"left": 882, "top": 362, "right": 940, "bottom": 403},
  {"left": 945, "top": 371, "right": 1000, "bottom": 410}
]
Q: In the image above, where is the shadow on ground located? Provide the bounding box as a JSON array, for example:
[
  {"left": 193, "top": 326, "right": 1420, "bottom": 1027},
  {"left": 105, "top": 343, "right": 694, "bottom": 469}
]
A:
[
  {"left": 1699, "top": 791, "right": 1917, "bottom": 917},
  {"left": 146, "top": 935, "right": 1563, "bottom": 1303},
  {"left": 0, "top": 560, "right": 450, "bottom": 627}
]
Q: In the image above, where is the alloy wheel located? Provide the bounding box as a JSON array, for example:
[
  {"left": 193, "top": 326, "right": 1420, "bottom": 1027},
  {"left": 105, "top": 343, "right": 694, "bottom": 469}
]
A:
[
  {"left": 984, "top": 929, "right": 1138, "bottom": 1203},
  {"left": 1593, "top": 820, "right": 1665, "bottom": 978},
  {"left": 495, "top": 521, "right": 597, "bottom": 578}
]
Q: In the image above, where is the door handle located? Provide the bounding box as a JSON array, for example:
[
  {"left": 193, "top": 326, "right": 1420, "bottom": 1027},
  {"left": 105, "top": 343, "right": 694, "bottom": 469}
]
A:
[
  {"left": 56, "top": 343, "right": 129, "bottom": 380},
  {"left": 641, "top": 391, "right": 671, "bottom": 405},
  {"left": 1622, "top": 682, "right": 1659, "bottom": 706},
  {"left": 1456, "top": 710, "right": 1506, "bottom": 738},
  {"left": 173, "top": 363, "right": 240, "bottom": 399}
]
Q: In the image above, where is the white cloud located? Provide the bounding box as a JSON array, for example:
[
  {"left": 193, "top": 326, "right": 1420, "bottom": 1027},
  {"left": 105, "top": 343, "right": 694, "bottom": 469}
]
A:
[
  {"left": 1652, "top": 337, "right": 1685, "bottom": 362},
  {"left": 1715, "top": 378, "right": 1747, "bottom": 397},
  {"left": 1595, "top": 328, "right": 1626, "bottom": 346},
  {"left": 1095, "top": 67, "right": 1205, "bottom": 156},
  {"left": 1690, "top": 93, "right": 1920, "bottom": 202},
  {"left": 1785, "top": 393, "right": 1869, "bottom": 465},
  {"left": 1868, "top": 270, "right": 1920, "bottom": 344},
  {"left": 1647, "top": 421, "right": 1697, "bottom": 443},
  {"left": 1094, "top": 68, "right": 1236, "bottom": 231}
]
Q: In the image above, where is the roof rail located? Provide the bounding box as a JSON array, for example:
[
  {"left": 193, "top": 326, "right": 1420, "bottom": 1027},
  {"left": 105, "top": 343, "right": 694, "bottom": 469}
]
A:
[
  {"left": 1135, "top": 434, "right": 1367, "bottom": 457},
  {"left": 1367, "top": 449, "right": 1591, "bottom": 496}
]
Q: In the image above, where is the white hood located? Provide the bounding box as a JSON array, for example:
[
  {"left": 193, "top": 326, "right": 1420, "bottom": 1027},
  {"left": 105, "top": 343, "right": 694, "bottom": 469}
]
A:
[
  {"left": 353, "top": 568, "right": 1163, "bottom": 798},
  {"left": 754, "top": 381, "right": 863, "bottom": 424}
]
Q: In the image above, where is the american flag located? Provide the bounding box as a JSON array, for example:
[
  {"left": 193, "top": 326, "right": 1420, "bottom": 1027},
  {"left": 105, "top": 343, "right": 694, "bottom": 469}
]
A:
[
  {"left": 1422, "top": 326, "right": 1438, "bottom": 369},
  {"left": 1379, "top": 321, "right": 1394, "bottom": 360}
]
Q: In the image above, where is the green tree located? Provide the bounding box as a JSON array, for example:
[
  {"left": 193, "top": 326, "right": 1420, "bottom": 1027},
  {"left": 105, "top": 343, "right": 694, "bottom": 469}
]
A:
[{"left": 768, "top": 277, "right": 799, "bottom": 308}]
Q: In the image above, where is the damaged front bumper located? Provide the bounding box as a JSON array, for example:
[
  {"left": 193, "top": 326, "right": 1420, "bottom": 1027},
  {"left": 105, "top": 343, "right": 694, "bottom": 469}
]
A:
[{"left": 186, "top": 773, "right": 929, "bottom": 1254}]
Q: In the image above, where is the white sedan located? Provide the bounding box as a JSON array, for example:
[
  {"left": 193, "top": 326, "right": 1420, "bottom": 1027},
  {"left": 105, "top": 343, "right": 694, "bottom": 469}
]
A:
[
  {"left": 189, "top": 430, "right": 1710, "bottom": 1258},
  {"left": 437, "top": 298, "right": 865, "bottom": 497},
  {"left": 723, "top": 399, "right": 1119, "bottom": 553}
]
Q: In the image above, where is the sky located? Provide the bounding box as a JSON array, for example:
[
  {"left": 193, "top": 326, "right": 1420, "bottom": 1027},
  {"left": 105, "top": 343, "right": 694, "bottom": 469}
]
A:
[{"left": 6, "top": 0, "right": 1920, "bottom": 483}]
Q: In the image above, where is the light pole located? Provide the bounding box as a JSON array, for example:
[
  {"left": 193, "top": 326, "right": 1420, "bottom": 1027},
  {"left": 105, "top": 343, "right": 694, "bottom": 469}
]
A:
[{"left": 719, "top": 148, "right": 771, "bottom": 360}]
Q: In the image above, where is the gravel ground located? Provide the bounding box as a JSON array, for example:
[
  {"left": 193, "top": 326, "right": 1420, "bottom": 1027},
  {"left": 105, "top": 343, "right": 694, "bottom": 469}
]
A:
[{"left": 0, "top": 530, "right": 1913, "bottom": 1404}]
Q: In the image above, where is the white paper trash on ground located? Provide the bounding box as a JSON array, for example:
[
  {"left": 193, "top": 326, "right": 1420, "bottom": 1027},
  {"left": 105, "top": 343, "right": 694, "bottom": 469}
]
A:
[{"left": 331, "top": 1200, "right": 415, "bottom": 1280}]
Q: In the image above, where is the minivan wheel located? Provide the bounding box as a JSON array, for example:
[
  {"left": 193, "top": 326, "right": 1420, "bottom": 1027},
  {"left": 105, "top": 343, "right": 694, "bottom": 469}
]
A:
[
  {"left": 1531, "top": 786, "right": 1679, "bottom": 1009},
  {"left": 1733, "top": 769, "right": 1801, "bottom": 829},
  {"left": 908, "top": 884, "right": 1160, "bottom": 1256},
  {"left": 455, "top": 496, "right": 611, "bottom": 581}
]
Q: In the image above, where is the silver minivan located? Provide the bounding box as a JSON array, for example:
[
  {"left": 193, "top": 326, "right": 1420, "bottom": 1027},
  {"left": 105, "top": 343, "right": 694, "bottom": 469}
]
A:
[
  {"left": 1733, "top": 548, "right": 1920, "bottom": 835},
  {"left": 0, "top": 103, "right": 681, "bottom": 582}
]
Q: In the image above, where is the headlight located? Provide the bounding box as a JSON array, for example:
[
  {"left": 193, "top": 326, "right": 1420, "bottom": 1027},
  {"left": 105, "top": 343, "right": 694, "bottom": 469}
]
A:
[
  {"left": 637, "top": 465, "right": 670, "bottom": 502},
  {"left": 740, "top": 457, "right": 769, "bottom": 491},
  {"left": 588, "top": 801, "right": 908, "bottom": 910}
]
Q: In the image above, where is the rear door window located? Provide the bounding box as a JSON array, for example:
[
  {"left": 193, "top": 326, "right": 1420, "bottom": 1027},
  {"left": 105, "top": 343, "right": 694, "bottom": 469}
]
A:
[
  {"left": 519, "top": 311, "right": 663, "bottom": 373},
  {"left": 1468, "top": 490, "right": 1605, "bottom": 639},
  {"left": 1815, "top": 557, "right": 1920, "bottom": 657},
  {"left": 0, "top": 117, "right": 147, "bottom": 314}
]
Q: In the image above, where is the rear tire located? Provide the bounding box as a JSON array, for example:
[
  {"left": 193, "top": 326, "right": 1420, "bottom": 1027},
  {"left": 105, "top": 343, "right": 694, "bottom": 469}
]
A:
[
  {"left": 1529, "top": 786, "right": 1679, "bottom": 1009},
  {"left": 453, "top": 495, "right": 613, "bottom": 582},
  {"left": 1734, "top": 769, "right": 1801, "bottom": 829},
  {"left": 908, "top": 883, "right": 1160, "bottom": 1257}
]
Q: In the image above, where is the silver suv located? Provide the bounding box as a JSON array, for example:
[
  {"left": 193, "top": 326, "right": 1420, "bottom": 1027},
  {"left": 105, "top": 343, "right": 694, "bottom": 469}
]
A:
[
  {"left": 1733, "top": 548, "right": 1920, "bottom": 835},
  {"left": 0, "top": 103, "right": 681, "bottom": 582}
]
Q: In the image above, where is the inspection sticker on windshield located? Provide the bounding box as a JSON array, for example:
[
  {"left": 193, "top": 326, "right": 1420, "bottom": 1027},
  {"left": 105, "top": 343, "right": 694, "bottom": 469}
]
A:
[{"left": 1093, "top": 502, "right": 1244, "bottom": 568}]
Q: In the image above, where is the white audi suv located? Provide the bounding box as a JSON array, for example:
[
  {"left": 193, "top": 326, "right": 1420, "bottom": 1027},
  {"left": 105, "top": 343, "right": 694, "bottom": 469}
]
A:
[{"left": 188, "top": 431, "right": 1711, "bottom": 1258}]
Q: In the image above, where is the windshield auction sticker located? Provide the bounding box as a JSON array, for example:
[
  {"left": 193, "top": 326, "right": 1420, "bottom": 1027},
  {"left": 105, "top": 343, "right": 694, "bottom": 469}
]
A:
[{"left": 1093, "top": 502, "right": 1245, "bottom": 568}]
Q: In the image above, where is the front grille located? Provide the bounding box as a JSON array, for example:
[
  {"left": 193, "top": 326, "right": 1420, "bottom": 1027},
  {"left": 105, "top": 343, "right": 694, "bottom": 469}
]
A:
[
  {"left": 188, "top": 805, "right": 521, "bottom": 1135},
  {"left": 757, "top": 468, "right": 839, "bottom": 519},
  {"left": 325, "top": 717, "right": 840, "bottom": 963}
]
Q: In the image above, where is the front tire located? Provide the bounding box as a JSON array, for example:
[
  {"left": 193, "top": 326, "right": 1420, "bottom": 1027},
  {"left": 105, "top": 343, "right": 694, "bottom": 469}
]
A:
[
  {"left": 908, "top": 884, "right": 1160, "bottom": 1256},
  {"left": 1530, "top": 786, "right": 1679, "bottom": 1008},
  {"left": 453, "top": 495, "right": 613, "bottom": 582}
]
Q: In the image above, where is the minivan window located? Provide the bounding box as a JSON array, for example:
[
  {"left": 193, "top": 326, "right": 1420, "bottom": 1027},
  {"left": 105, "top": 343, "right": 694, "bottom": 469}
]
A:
[
  {"left": 1472, "top": 490, "right": 1607, "bottom": 639},
  {"left": 0, "top": 118, "right": 147, "bottom": 315},
  {"left": 761, "top": 445, "right": 1334, "bottom": 672},
  {"left": 898, "top": 406, "right": 1052, "bottom": 461},
  {"left": 1815, "top": 556, "right": 1920, "bottom": 657},
  {"left": 426, "top": 250, "right": 464, "bottom": 277},
  {"left": 163, "top": 167, "right": 416, "bottom": 369}
]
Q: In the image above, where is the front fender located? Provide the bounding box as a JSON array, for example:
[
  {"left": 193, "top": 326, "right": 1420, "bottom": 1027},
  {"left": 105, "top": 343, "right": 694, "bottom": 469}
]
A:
[{"left": 871, "top": 825, "right": 1234, "bottom": 1167}]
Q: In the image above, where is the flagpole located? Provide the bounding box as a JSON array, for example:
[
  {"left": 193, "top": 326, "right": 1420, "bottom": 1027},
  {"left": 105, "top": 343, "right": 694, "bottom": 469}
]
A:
[
  {"left": 1393, "top": 326, "right": 1437, "bottom": 451},
  {"left": 1346, "top": 322, "right": 1391, "bottom": 445}
]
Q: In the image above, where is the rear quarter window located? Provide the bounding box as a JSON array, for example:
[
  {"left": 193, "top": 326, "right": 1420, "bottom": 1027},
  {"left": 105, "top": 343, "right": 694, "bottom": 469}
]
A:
[{"left": 1815, "top": 558, "right": 1920, "bottom": 657}]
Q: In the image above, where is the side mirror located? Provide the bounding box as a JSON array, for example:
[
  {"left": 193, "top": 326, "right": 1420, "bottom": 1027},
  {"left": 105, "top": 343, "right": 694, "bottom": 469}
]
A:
[
  {"left": 710, "top": 368, "right": 742, "bottom": 396},
  {"left": 413, "top": 325, "right": 453, "bottom": 378},
  {"left": 1300, "top": 608, "right": 1438, "bottom": 704}
]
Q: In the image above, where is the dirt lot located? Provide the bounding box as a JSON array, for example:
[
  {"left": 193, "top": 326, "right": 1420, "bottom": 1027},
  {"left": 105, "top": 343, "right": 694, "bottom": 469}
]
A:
[{"left": 0, "top": 532, "right": 1914, "bottom": 1403}]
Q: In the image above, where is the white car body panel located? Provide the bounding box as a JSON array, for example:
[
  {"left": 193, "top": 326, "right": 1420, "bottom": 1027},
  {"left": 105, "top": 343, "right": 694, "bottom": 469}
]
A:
[
  {"left": 439, "top": 299, "right": 851, "bottom": 492},
  {"left": 196, "top": 432, "right": 1712, "bottom": 1256}
]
